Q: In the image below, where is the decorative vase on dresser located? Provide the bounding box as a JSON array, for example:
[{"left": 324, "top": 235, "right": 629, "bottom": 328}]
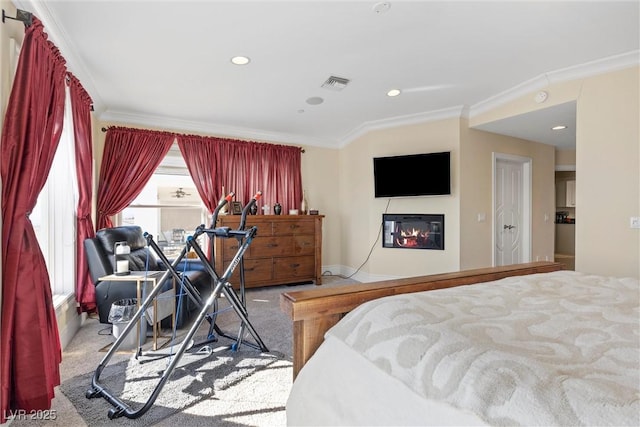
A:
[
  {"left": 214, "top": 214, "right": 324, "bottom": 287},
  {"left": 219, "top": 186, "right": 228, "bottom": 215},
  {"left": 300, "top": 191, "right": 308, "bottom": 215}
]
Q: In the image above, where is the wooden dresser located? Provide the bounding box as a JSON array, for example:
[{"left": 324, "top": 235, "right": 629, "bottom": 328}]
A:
[{"left": 214, "top": 214, "right": 324, "bottom": 288}]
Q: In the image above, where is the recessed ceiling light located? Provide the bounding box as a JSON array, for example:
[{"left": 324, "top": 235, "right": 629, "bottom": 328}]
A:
[
  {"left": 552, "top": 125, "right": 568, "bottom": 130},
  {"left": 231, "top": 56, "right": 250, "bottom": 65},
  {"left": 373, "top": 2, "right": 392, "bottom": 14},
  {"left": 387, "top": 89, "right": 401, "bottom": 97}
]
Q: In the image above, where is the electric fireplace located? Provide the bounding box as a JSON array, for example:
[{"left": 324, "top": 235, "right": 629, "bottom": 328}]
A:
[{"left": 382, "top": 214, "right": 444, "bottom": 250}]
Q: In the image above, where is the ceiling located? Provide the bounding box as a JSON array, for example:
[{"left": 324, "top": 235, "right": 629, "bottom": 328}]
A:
[{"left": 12, "top": 1, "right": 640, "bottom": 149}]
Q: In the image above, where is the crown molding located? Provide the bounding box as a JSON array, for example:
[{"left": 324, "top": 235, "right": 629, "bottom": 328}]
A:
[
  {"left": 338, "top": 105, "right": 466, "bottom": 148},
  {"left": 100, "top": 110, "right": 338, "bottom": 149},
  {"left": 14, "top": 0, "right": 106, "bottom": 114},
  {"left": 546, "top": 50, "right": 639, "bottom": 85},
  {"left": 469, "top": 50, "right": 639, "bottom": 118},
  {"left": 339, "top": 51, "right": 639, "bottom": 147}
]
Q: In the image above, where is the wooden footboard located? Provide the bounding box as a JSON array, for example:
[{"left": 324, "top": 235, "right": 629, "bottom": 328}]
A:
[{"left": 280, "top": 261, "right": 564, "bottom": 379}]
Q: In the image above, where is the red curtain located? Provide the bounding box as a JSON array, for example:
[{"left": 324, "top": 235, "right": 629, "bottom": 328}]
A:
[
  {"left": 177, "top": 135, "right": 303, "bottom": 213},
  {"left": 257, "top": 142, "right": 303, "bottom": 212},
  {"left": 177, "top": 135, "right": 222, "bottom": 215},
  {"left": 68, "top": 73, "right": 96, "bottom": 313},
  {"left": 0, "top": 17, "right": 66, "bottom": 421},
  {"left": 96, "top": 127, "right": 175, "bottom": 230}
]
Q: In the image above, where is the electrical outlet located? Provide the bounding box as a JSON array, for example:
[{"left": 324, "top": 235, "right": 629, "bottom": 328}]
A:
[{"left": 631, "top": 217, "right": 640, "bottom": 229}]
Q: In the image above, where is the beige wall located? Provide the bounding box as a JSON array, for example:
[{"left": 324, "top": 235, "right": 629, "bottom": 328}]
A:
[
  {"left": 575, "top": 67, "right": 639, "bottom": 278},
  {"left": 339, "top": 118, "right": 461, "bottom": 280},
  {"left": 339, "top": 67, "right": 638, "bottom": 279},
  {"left": 556, "top": 149, "right": 576, "bottom": 167},
  {"left": 334, "top": 116, "right": 556, "bottom": 279},
  {"left": 471, "top": 66, "right": 639, "bottom": 278},
  {"left": 459, "top": 123, "right": 556, "bottom": 269},
  {"left": 299, "top": 145, "right": 341, "bottom": 268}
]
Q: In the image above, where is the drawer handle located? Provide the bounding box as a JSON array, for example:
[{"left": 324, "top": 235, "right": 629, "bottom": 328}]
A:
[
  {"left": 267, "top": 243, "right": 278, "bottom": 248},
  {"left": 290, "top": 263, "right": 300, "bottom": 268}
]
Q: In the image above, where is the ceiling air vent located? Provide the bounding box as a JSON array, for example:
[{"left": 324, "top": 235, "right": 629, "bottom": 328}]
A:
[{"left": 321, "top": 76, "right": 350, "bottom": 91}]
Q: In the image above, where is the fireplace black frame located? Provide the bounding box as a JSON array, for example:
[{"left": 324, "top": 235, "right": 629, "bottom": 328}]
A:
[{"left": 382, "top": 214, "right": 444, "bottom": 250}]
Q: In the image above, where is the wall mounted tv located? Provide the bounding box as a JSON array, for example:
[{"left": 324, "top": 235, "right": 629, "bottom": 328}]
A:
[{"left": 373, "top": 151, "right": 451, "bottom": 198}]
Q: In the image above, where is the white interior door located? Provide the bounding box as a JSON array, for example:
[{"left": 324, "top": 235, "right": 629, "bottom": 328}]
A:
[{"left": 494, "top": 154, "right": 532, "bottom": 266}]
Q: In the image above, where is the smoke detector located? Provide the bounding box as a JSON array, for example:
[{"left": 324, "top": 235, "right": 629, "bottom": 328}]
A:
[
  {"left": 534, "top": 91, "right": 548, "bottom": 103},
  {"left": 321, "top": 76, "right": 350, "bottom": 91}
]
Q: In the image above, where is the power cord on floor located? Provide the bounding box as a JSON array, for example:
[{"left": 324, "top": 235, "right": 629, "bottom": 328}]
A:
[
  {"left": 98, "top": 326, "right": 112, "bottom": 336},
  {"left": 343, "top": 198, "right": 391, "bottom": 280}
]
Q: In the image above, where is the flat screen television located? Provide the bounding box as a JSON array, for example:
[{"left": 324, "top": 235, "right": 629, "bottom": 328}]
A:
[{"left": 373, "top": 151, "right": 451, "bottom": 197}]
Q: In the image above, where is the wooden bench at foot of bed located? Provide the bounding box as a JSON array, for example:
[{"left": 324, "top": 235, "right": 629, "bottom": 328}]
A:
[{"left": 280, "top": 261, "right": 564, "bottom": 379}]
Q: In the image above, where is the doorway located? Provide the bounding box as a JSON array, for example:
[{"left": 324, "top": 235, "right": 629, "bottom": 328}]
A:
[{"left": 493, "top": 153, "right": 532, "bottom": 266}]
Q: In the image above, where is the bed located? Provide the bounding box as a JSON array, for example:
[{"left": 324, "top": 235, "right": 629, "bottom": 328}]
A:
[{"left": 282, "top": 263, "right": 639, "bottom": 426}]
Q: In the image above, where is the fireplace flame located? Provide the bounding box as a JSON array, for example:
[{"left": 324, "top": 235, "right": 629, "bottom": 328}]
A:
[{"left": 395, "top": 227, "right": 430, "bottom": 248}]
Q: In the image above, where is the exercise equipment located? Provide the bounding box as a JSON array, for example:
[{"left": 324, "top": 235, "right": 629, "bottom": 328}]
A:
[{"left": 86, "top": 191, "right": 268, "bottom": 420}]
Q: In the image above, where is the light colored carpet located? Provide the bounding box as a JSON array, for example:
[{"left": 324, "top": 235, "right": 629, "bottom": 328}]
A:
[{"left": 9, "top": 275, "right": 357, "bottom": 426}]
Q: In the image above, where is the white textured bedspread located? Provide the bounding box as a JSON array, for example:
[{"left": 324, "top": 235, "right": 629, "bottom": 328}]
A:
[{"left": 326, "top": 271, "right": 639, "bottom": 426}]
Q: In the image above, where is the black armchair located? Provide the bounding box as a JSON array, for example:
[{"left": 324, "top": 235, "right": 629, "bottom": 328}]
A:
[{"left": 84, "top": 225, "right": 211, "bottom": 328}]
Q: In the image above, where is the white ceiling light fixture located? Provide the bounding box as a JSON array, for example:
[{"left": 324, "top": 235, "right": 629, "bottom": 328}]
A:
[
  {"left": 230, "top": 56, "right": 250, "bottom": 65},
  {"left": 373, "top": 2, "right": 392, "bottom": 14},
  {"left": 387, "top": 89, "right": 401, "bottom": 97},
  {"left": 551, "top": 125, "right": 568, "bottom": 130}
]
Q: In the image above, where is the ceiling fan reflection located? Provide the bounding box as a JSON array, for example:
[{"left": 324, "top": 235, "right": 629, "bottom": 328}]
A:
[{"left": 172, "top": 188, "right": 191, "bottom": 198}]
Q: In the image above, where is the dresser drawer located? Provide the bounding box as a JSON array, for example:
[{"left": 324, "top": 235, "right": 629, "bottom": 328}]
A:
[
  {"left": 241, "top": 258, "right": 273, "bottom": 283},
  {"left": 274, "top": 256, "right": 315, "bottom": 280},
  {"left": 272, "top": 220, "right": 315, "bottom": 235},
  {"left": 293, "top": 235, "right": 315, "bottom": 255},
  {"left": 249, "top": 236, "right": 295, "bottom": 258},
  {"left": 221, "top": 238, "right": 242, "bottom": 261},
  {"left": 246, "top": 220, "right": 273, "bottom": 236},
  {"left": 225, "top": 258, "right": 273, "bottom": 286}
]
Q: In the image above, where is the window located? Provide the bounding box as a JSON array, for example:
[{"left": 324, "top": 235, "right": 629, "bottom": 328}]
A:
[
  {"left": 120, "top": 145, "right": 208, "bottom": 258},
  {"left": 32, "top": 86, "right": 78, "bottom": 300}
]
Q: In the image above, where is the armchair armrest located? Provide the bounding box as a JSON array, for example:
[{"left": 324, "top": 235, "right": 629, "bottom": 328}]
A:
[{"left": 84, "top": 238, "right": 112, "bottom": 284}]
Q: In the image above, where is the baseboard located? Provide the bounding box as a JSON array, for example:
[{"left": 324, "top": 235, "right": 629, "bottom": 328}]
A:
[
  {"left": 321, "top": 264, "right": 400, "bottom": 283},
  {"left": 54, "top": 294, "right": 82, "bottom": 350}
]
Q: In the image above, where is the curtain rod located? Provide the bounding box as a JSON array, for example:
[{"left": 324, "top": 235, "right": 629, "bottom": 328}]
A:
[
  {"left": 101, "top": 127, "right": 305, "bottom": 152},
  {"left": 2, "top": 9, "right": 32, "bottom": 27}
]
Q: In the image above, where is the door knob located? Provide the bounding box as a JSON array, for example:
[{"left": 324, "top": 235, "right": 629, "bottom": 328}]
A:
[{"left": 503, "top": 224, "right": 515, "bottom": 230}]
